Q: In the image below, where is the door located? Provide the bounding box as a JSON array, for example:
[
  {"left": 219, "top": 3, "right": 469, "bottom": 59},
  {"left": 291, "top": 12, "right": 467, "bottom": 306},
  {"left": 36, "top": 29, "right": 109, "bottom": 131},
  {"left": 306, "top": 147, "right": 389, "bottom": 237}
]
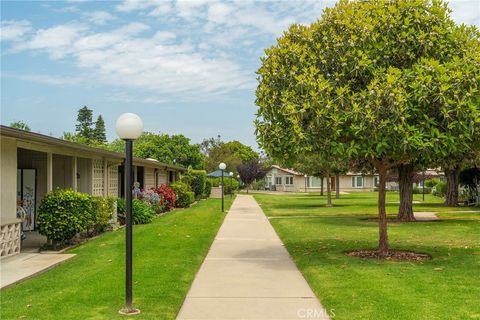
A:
[{"left": 17, "top": 169, "right": 37, "bottom": 231}]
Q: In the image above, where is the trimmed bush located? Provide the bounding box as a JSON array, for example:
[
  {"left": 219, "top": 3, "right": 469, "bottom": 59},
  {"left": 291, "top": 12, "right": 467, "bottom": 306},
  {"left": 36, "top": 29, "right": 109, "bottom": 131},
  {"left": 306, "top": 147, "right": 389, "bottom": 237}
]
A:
[
  {"left": 117, "top": 198, "right": 155, "bottom": 224},
  {"left": 189, "top": 170, "right": 207, "bottom": 199},
  {"left": 204, "top": 180, "right": 212, "bottom": 198},
  {"left": 37, "top": 189, "right": 95, "bottom": 245},
  {"left": 92, "top": 196, "right": 115, "bottom": 233},
  {"left": 434, "top": 182, "right": 447, "bottom": 197},
  {"left": 208, "top": 177, "right": 239, "bottom": 194},
  {"left": 425, "top": 179, "right": 440, "bottom": 188},
  {"left": 171, "top": 182, "right": 194, "bottom": 208}
]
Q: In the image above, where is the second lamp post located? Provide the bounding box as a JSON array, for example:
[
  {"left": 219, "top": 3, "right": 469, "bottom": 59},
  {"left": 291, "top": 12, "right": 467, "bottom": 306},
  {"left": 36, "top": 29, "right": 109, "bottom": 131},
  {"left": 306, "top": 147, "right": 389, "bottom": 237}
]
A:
[{"left": 219, "top": 163, "right": 226, "bottom": 212}]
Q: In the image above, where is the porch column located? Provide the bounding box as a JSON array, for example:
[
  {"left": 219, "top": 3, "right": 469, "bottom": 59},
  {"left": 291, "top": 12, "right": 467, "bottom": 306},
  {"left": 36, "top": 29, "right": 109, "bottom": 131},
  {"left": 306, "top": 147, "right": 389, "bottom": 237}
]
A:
[
  {"left": 72, "top": 156, "right": 77, "bottom": 191},
  {"left": 103, "top": 158, "right": 108, "bottom": 196},
  {"left": 47, "top": 152, "right": 53, "bottom": 192}
]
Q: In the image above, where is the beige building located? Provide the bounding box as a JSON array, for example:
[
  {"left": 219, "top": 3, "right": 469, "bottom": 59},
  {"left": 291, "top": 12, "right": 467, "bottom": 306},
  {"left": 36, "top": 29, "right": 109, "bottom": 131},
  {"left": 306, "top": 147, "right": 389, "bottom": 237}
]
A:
[
  {"left": 265, "top": 165, "right": 379, "bottom": 193},
  {"left": 0, "top": 126, "right": 184, "bottom": 258}
]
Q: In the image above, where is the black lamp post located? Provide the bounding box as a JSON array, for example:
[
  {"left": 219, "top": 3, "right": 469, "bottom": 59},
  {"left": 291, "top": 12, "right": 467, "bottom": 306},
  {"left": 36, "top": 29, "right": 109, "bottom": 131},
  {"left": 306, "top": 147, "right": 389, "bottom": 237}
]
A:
[
  {"left": 229, "top": 172, "right": 233, "bottom": 198},
  {"left": 219, "top": 163, "right": 226, "bottom": 212},
  {"left": 422, "top": 170, "right": 426, "bottom": 201},
  {"left": 237, "top": 174, "right": 240, "bottom": 192},
  {"left": 116, "top": 113, "right": 143, "bottom": 316},
  {"left": 304, "top": 174, "right": 308, "bottom": 193}
]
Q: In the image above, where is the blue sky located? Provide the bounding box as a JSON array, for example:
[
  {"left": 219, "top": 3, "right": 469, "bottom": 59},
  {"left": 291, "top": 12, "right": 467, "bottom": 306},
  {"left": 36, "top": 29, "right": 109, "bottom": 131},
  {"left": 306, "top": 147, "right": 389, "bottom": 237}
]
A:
[{"left": 1, "top": 0, "right": 479, "bottom": 149}]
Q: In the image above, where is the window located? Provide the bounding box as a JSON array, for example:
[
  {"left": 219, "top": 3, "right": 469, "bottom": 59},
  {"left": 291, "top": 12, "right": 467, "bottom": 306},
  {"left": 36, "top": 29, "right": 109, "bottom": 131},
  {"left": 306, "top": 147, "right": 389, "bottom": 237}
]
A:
[
  {"left": 352, "top": 176, "right": 364, "bottom": 188},
  {"left": 285, "top": 176, "right": 294, "bottom": 185},
  {"left": 275, "top": 176, "right": 282, "bottom": 185},
  {"left": 310, "top": 177, "right": 322, "bottom": 187},
  {"left": 373, "top": 176, "right": 379, "bottom": 187}
]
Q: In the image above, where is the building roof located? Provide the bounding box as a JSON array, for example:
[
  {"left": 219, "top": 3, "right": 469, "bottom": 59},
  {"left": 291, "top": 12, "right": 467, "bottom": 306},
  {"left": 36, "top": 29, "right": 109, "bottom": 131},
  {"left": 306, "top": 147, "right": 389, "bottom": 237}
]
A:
[
  {"left": 0, "top": 125, "right": 186, "bottom": 171},
  {"left": 270, "top": 165, "right": 304, "bottom": 176},
  {"left": 207, "top": 170, "right": 234, "bottom": 178}
]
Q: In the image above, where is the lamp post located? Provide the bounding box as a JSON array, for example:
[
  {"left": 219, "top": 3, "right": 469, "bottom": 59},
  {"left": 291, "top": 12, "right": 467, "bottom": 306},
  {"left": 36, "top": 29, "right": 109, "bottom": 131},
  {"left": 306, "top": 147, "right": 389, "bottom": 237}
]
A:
[
  {"left": 229, "top": 172, "right": 233, "bottom": 198},
  {"left": 422, "top": 170, "right": 426, "bottom": 202},
  {"left": 116, "top": 113, "right": 143, "bottom": 316},
  {"left": 219, "top": 163, "right": 226, "bottom": 212},
  {"left": 237, "top": 174, "right": 240, "bottom": 192},
  {"left": 304, "top": 174, "right": 308, "bottom": 193}
]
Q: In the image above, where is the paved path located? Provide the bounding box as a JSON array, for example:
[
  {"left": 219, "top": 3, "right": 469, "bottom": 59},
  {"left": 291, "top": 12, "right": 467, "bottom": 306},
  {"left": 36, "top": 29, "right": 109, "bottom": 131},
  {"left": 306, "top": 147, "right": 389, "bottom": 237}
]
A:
[
  {"left": 1, "top": 253, "right": 75, "bottom": 289},
  {"left": 177, "top": 195, "right": 329, "bottom": 320}
]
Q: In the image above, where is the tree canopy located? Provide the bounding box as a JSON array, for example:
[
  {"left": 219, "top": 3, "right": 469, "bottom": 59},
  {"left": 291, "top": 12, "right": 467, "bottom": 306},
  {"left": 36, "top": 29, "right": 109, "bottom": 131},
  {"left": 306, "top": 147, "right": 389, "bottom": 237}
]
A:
[
  {"left": 10, "top": 120, "right": 30, "bottom": 131},
  {"left": 255, "top": 0, "right": 480, "bottom": 255},
  {"left": 203, "top": 139, "right": 259, "bottom": 173},
  {"left": 109, "top": 132, "right": 204, "bottom": 169}
]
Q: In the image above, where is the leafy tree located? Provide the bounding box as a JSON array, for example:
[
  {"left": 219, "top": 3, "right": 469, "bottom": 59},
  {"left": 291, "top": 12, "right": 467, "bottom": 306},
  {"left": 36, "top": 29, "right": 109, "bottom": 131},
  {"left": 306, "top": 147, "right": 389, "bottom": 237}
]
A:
[
  {"left": 93, "top": 115, "right": 107, "bottom": 144},
  {"left": 236, "top": 159, "right": 266, "bottom": 193},
  {"left": 109, "top": 132, "right": 204, "bottom": 169},
  {"left": 204, "top": 140, "right": 258, "bottom": 173},
  {"left": 75, "top": 106, "right": 94, "bottom": 140},
  {"left": 10, "top": 120, "right": 31, "bottom": 131},
  {"left": 255, "top": 0, "right": 479, "bottom": 256}
]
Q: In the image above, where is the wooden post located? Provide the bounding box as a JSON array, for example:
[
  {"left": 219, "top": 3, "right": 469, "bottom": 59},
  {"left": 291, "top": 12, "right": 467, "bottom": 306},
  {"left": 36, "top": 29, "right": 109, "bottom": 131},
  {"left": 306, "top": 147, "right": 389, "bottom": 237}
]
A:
[
  {"left": 47, "top": 152, "right": 53, "bottom": 192},
  {"left": 72, "top": 156, "right": 77, "bottom": 191}
]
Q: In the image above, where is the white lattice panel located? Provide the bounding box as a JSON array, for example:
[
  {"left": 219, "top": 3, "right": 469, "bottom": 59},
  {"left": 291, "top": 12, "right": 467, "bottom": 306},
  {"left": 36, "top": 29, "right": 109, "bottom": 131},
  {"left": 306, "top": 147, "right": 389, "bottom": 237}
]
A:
[
  {"left": 92, "top": 159, "right": 104, "bottom": 196},
  {"left": 108, "top": 166, "right": 119, "bottom": 196},
  {"left": 0, "top": 222, "right": 21, "bottom": 258}
]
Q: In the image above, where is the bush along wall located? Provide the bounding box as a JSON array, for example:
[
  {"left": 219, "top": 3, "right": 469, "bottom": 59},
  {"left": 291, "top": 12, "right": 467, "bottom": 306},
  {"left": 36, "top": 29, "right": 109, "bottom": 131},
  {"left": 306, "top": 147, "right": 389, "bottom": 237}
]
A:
[
  {"left": 204, "top": 180, "right": 212, "bottom": 198},
  {"left": 188, "top": 170, "right": 207, "bottom": 200},
  {"left": 209, "top": 177, "right": 239, "bottom": 195},
  {"left": 37, "top": 189, "right": 115, "bottom": 249},
  {"left": 171, "top": 182, "right": 195, "bottom": 208}
]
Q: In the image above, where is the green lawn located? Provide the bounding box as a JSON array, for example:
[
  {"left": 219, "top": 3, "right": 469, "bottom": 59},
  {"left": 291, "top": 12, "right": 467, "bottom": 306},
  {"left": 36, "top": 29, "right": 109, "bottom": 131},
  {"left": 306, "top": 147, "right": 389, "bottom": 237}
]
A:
[
  {"left": 1, "top": 197, "right": 232, "bottom": 320},
  {"left": 254, "top": 192, "right": 480, "bottom": 320}
]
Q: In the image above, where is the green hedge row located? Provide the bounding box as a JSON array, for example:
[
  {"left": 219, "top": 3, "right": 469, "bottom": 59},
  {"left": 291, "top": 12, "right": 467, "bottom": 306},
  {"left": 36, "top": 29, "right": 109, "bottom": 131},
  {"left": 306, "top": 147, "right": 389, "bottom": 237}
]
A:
[
  {"left": 171, "top": 182, "right": 195, "bottom": 208},
  {"left": 37, "top": 189, "right": 115, "bottom": 246}
]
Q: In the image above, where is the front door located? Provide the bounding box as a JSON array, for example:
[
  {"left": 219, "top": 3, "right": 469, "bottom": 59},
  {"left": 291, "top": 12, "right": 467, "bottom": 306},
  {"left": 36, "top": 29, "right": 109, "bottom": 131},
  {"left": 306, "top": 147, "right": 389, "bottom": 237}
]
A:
[{"left": 17, "top": 169, "right": 37, "bottom": 231}]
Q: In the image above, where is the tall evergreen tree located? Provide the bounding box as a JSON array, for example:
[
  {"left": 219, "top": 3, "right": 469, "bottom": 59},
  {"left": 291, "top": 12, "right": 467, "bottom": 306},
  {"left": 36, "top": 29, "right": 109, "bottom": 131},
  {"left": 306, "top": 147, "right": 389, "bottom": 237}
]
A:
[
  {"left": 75, "top": 106, "right": 94, "bottom": 140},
  {"left": 93, "top": 115, "right": 107, "bottom": 144}
]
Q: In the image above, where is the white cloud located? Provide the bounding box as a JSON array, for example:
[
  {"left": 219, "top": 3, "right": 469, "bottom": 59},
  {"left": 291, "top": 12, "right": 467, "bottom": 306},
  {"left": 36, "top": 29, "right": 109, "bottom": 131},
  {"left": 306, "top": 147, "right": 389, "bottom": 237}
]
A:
[
  {"left": 1, "top": 20, "right": 32, "bottom": 42},
  {"left": 3, "top": 73, "right": 83, "bottom": 86},
  {"left": 84, "top": 11, "right": 116, "bottom": 25}
]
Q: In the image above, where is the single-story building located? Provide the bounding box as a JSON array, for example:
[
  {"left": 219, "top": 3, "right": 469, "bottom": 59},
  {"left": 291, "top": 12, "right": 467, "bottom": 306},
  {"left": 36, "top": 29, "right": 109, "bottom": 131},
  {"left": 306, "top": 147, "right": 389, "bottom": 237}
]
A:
[
  {"left": 0, "top": 125, "right": 185, "bottom": 258},
  {"left": 264, "top": 165, "right": 379, "bottom": 193}
]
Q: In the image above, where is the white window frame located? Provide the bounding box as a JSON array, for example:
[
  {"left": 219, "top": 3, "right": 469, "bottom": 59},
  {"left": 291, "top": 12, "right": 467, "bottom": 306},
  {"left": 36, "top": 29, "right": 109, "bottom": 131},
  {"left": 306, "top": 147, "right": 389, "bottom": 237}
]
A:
[
  {"left": 373, "top": 176, "right": 379, "bottom": 187},
  {"left": 352, "top": 175, "right": 364, "bottom": 188},
  {"left": 275, "top": 176, "right": 283, "bottom": 185},
  {"left": 285, "top": 175, "right": 294, "bottom": 185}
]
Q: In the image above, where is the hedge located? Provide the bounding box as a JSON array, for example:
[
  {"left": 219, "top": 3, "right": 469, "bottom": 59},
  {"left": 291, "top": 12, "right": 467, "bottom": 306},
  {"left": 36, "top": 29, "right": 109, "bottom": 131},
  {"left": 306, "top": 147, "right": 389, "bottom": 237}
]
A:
[
  {"left": 171, "top": 182, "right": 195, "bottom": 208},
  {"left": 204, "top": 180, "right": 212, "bottom": 198},
  {"left": 37, "top": 189, "right": 95, "bottom": 245},
  {"left": 182, "top": 170, "right": 207, "bottom": 200},
  {"left": 117, "top": 198, "right": 155, "bottom": 224}
]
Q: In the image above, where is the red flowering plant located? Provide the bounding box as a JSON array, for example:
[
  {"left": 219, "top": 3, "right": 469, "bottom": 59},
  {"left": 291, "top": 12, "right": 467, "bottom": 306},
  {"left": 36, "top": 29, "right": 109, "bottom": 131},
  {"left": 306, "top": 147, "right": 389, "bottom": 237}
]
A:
[{"left": 153, "top": 184, "right": 176, "bottom": 211}]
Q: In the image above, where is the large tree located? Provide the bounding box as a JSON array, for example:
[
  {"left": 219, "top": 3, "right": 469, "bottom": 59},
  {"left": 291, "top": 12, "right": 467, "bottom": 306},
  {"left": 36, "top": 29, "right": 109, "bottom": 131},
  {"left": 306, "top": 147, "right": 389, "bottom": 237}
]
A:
[
  {"left": 93, "top": 115, "right": 107, "bottom": 144},
  {"left": 204, "top": 140, "right": 258, "bottom": 173},
  {"left": 236, "top": 159, "right": 267, "bottom": 193},
  {"left": 255, "top": 0, "right": 479, "bottom": 256},
  {"left": 109, "top": 132, "right": 204, "bottom": 169},
  {"left": 75, "top": 106, "right": 94, "bottom": 140}
]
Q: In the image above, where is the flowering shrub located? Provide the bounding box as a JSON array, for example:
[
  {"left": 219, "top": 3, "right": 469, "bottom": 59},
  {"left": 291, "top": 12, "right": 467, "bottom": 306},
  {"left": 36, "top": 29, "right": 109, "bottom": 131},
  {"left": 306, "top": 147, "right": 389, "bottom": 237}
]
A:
[
  {"left": 153, "top": 184, "right": 176, "bottom": 210},
  {"left": 138, "top": 189, "right": 160, "bottom": 205}
]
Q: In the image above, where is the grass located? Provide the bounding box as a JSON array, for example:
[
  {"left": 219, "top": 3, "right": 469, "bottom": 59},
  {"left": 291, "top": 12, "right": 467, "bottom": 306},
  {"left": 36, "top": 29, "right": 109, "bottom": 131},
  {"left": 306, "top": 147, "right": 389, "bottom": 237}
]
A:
[
  {"left": 254, "top": 192, "right": 480, "bottom": 320},
  {"left": 0, "top": 197, "right": 233, "bottom": 320}
]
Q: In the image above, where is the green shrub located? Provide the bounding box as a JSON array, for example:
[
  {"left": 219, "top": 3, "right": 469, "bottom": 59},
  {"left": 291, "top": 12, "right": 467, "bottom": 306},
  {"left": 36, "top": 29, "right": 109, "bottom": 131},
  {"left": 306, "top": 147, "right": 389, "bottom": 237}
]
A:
[
  {"left": 117, "top": 198, "right": 155, "bottom": 224},
  {"left": 37, "top": 189, "right": 95, "bottom": 245},
  {"left": 204, "top": 180, "right": 212, "bottom": 198},
  {"left": 252, "top": 180, "right": 265, "bottom": 190},
  {"left": 434, "top": 182, "right": 447, "bottom": 197},
  {"left": 208, "top": 177, "right": 239, "bottom": 194},
  {"left": 425, "top": 179, "right": 440, "bottom": 188},
  {"left": 171, "top": 182, "right": 195, "bottom": 208},
  {"left": 92, "top": 196, "right": 115, "bottom": 233},
  {"left": 188, "top": 170, "right": 207, "bottom": 199}
]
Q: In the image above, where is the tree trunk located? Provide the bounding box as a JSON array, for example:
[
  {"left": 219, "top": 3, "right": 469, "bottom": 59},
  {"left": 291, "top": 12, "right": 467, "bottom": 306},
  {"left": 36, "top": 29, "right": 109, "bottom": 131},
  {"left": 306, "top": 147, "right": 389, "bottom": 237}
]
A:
[
  {"left": 376, "top": 162, "right": 388, "bottom": 256},
  {"left": 397, "top": 163, "right": 416, "bottom": 221},
  {"left": 335, "top": 174, "right": 340, "bottom": 199},
  {"left": 320, "top": 177, "right": 324, "bottom": 196},
  {"left": 445, "top": 166, "right": 460, "bottom": 206},
  {"left": 326, "top": 172, "right": 332, "bottom": 207}
]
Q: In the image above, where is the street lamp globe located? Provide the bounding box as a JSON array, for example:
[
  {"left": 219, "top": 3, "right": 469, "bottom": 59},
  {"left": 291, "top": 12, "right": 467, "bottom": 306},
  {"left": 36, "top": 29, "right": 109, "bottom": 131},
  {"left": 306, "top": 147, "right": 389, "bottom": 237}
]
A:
[
  {"left": 229, "top": 172, "right": 234, "bottom": 177},
  {"left": 219, "top": 163, "right": 226, "bottom": 170},
  {"left": 115, "top": 113, "right": 144, "bottom": 140}
]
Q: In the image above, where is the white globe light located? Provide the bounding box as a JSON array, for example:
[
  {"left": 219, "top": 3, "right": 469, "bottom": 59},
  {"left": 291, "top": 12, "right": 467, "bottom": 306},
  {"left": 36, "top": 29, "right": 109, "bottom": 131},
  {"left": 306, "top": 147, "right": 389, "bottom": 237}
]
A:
[
  {"left": 219, "top": 162, "right": 226, "bottom": 170},
  {"left": 229, "top": 172, "right": 234, "bottom": 176},
  {"left": 115, "top": 113, "right": 143, "bottom": 140}
]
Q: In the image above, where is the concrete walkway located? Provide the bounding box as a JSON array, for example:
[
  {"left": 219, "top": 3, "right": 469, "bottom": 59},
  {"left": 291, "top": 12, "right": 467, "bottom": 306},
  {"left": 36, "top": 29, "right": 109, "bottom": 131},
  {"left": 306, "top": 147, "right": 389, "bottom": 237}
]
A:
[
  {"left": 177, "top": 195, "right": 329, "bottom": 320},
  {"left": 1, "top": 253, "right": 75, "bottom": 289}
]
